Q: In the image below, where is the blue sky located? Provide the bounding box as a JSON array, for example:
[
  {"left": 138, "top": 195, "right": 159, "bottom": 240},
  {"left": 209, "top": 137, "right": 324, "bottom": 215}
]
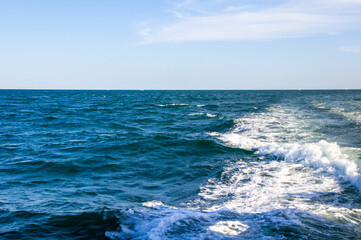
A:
[{"left": 0, "top": 0, "right": 360, "bottom": 89}]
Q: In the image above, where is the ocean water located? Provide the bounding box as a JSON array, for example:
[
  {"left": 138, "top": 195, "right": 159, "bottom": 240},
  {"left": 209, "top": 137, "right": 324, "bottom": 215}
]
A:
[{"left": 0, "top": 90, "right": 361, "bottom": 240}]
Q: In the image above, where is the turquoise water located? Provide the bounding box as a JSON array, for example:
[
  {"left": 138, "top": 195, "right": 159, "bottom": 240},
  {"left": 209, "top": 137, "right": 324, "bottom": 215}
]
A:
[{"left": 0, "top": 90, "right": 360, "bottom": 239}]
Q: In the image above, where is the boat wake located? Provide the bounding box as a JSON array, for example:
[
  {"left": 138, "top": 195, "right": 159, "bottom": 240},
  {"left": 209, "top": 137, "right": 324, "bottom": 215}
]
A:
[{"left": 107, "top": 105, "right": 361, "bottom": 239}]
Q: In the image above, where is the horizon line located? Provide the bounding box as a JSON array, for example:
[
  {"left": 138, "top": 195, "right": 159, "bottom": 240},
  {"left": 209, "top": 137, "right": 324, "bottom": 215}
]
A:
[{"left": 0, "top": 88, "right": 360, "bottom": 91}]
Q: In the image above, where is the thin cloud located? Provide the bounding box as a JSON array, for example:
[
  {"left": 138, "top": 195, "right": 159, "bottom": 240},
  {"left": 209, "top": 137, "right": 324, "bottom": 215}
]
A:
[
  {"left": 139, "top": 0, "right": 361, "bottom": 43},
  {"left": 223, "top": 6, "right": 250, "bottom": 12},
  {"left": 338, "top": 45, "right": 361, "bottom": 53}
]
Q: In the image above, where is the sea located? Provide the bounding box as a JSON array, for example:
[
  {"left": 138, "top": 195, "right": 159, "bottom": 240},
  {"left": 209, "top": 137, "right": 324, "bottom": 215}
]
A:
[{"left": 0, "top": 90, "right": 360, "bottom": 240}]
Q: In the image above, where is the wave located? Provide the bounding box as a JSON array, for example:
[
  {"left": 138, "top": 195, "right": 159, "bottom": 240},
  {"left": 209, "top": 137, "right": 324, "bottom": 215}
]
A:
[
  {"left": 330, "top": 107, "right": 361, "bottom": 125},
  {"left": 105, "top": 201, "right": 216, "bottom": 240},
  {"left": 211, "top": 104, "right": 361, "bottom": 193},
  {"left": 0, "top": 210, "right": 120, "bottom": 240},
  {"left": 218, "top": 134, "right": 361, "bottom": 192},
  {"left": 106, "top": 104, "right": 361, "bottom": 239},
  {"left": 312, "top": 101, "right": 361, "bottom": 125},
  {"left": 198, "top": 105, "right": 361, "bottom": 229},
  {"left": 105, "top": 199, "right": 361, "bottom": 239},
  {"left": 188, "top": 112, "right": 218, "bottom": 118},
  {"left": 206, "top": 113, "right": 217, "bottom": 118},
  {"left": 152, "top": 103, "right": 189, "bottom": 107},
  {"left": 188, "top": 113, "right": 204, "bottom": 116}
]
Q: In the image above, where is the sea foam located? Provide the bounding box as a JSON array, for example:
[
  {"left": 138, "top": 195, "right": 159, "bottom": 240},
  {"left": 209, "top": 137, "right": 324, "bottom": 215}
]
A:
[
  {"left": 211, "top": 104, "right": 361, "bottom": 193},
  {"left": 220, "top": 134, "right": 361, "bottom": 191}
]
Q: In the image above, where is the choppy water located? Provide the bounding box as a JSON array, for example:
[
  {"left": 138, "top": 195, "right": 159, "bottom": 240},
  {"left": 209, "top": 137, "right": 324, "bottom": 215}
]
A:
[{"left": 0, "top": 90, "right": 360, "bottom": 240}]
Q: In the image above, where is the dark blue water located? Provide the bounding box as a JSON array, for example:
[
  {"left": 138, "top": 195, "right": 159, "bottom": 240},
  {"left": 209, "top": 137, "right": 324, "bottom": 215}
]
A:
[{"left": 0, "top": 90, "right": 360, "bottom": 239}]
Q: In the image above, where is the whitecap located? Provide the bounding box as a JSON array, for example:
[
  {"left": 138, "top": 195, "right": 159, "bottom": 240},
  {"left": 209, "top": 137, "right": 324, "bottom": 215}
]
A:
[
  {"left": 188, "top": 113, "right": 205, "bottom": 116},
  {"left": 206, "top": 113, "right": 217, "bottom": 118},
  {"left": 154, "top": 103, "right": 189, "bottom": 107},
  {"left": 209, "top": 221, "right": 249, "bottom": 236}
]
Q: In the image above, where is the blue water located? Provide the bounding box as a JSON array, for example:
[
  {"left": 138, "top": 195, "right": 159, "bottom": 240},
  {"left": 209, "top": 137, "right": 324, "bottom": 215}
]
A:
[{"left": 0, "top": 90, "right": 360, "bottom": 239}]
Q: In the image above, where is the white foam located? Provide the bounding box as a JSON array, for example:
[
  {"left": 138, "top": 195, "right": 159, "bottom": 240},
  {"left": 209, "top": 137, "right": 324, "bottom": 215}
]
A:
[
  {"left": 195, "top": 104, "right": 361, "bottom": 228},
  {"left": 209, "top": 221, "right": 249, "bottom": 236},
  {"left": 142, "top": 200, "right": 169, "bottom": 209},
  {"left": 197, "top": 160, "right": 344, "bottom": 213},
  {"left": 220, "top": 134, "right": 361, "bottom": 190},
  {"left": 154, "top": 103, "right": 189, "bottom": 107},
  {"left": 188, "top": 112, "right": 217, "bottom": 118},
  {"left": 188, "top": 112, "right": 205, "bottom": 116},
  {"left": 206, "top": 113, "right": 217, "bottom": 118},
  {"left": 107, "top": 202, "right": 215, "bottom": 240},
  {"left": 213, "top": 105, "right": 361, "bottom": 193},
  {"left": 107, "top": 104, "right": 361, "bottom": 239},
  {"left": 208, "top": 132, "right": 222, "bottom": 137}
]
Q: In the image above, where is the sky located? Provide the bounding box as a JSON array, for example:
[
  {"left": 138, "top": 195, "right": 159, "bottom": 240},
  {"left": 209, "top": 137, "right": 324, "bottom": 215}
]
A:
[{"left": 0, "top": 0, "right": 361, "bottom": 89}]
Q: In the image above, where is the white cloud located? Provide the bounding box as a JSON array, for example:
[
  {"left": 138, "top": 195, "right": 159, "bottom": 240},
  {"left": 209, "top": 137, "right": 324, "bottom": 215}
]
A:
[
  {"left": 338, "top": 45, "right": 361, "bottom": 53},
  {"left": 139, "top": 0, "right": 361, "bottom": 43},
  {"left": 223, "top": 6, "right": 248, "bottom": 12}
]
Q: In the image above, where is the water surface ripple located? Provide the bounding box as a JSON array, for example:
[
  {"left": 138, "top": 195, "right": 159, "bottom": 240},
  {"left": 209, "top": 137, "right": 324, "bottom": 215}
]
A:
[{"left": 0, "top": 90, "right": 360, "bottom": 239}]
